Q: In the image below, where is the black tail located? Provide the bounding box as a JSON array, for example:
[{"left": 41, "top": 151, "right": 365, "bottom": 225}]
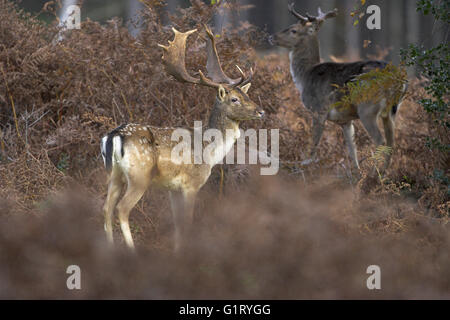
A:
[
  {"left": 104, "top": 135, "right": 114, "bottom": 172},
  {"left": 391, "top": 104, "right": 398, "bottom": 115}
]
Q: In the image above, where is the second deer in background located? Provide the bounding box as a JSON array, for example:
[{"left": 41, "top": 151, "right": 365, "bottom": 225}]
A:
[{"left": 269, "top": 3, "right": 407, "bottom": 172}]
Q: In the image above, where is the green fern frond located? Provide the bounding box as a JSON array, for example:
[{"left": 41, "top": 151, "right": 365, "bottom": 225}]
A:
[{"left": 371, "top": 145, "right": 392, "bottom": 164}]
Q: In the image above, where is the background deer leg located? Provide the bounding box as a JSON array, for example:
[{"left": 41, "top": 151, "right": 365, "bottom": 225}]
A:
[
  {"left": 358, "top": 104, "right": 385, "bottom": 146},
  {"left": 103, "top": 168, "right": 124, "bottom": 244},
  {"left": 183, "top": 189, "right": 197, "bottom": 226},
  {"left": 304, "top": 113, "right": 327, "bottom": 164},
  {"left": 169, "top": 189, "right": 198, "bottom": 252},
  {"left": 341, "top": 121, "right": 360, "bottom": 170},
  {"left": 116, "top": 178, "right": 149, "bottom": 250},
  {"left": 358, "top": 103, "right": 389, "bottom": 173},
  {"left": 381, "top": 111, "right": 396, "bottom": 169}
]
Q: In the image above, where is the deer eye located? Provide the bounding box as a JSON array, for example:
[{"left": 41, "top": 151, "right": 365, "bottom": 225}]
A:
[
  {"left": 231, "top": 97, "right": 239, "bottom": 103},
  {"left": 291, "top": 30, "right": 297, "bottom": 34}
]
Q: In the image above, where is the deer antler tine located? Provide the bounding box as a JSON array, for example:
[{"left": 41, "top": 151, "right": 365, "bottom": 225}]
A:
[
  {"left": 328, "top": 8, "right": 338, "bottom": 19},
  {"left": 203, "top": 23, "right": 214, "bottom": 39},
  {"left": 172, "top": 27, "right": 196, "bottom": 36},
  {"left": 287, "top": 3, "right": 337, "bottom": 24},
  {"left": 157, "top": 44, "right": 169, "bottom": 51},
  {"left": 317, "top": 7, "right": 338, "bottom": 21},
  {"left": 159, "top": 28, "right": 202, "bottom": 85},
  {"left": 235, "top": 65, "right": 245, "bottom": 77},
  {"left": 288, "top": 2, "right": 309, "bottom": 23},
  {"left": 318, "top": 7, "right": 324, "bottom": 16},
  {"left": 204, "top": 24, "right": 243, "bottom": 85},
  {"left": 198, "top": 69, "right": 222, "bottom": 88},
  {"left": 302, "top": 7, "right": 339, "bottom": 24},
  {"left": 237, "top": 64, "right": 255, "bottom": 87},
  {"left": 231, "top": 65, "right": 246, "bottom": 87},
  {"left": 305, "top": 12, "right": 316, "bottom": 21}
]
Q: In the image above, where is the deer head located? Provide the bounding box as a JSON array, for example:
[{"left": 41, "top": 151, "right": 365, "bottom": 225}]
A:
[
  {"left": 269, "top": 3, "right": 338, "bottom": 50},
  {"left": 158, "top": 26, "right": 263, "bottom": 121}
]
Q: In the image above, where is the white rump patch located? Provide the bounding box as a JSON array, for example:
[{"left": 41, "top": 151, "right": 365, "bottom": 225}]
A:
[{"left": 112, "top": 136, "right": 123, "bottom": 163}]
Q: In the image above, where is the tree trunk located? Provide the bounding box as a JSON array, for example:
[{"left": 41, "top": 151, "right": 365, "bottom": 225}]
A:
[{"left": 128, "top": 0, "right": 143, "bottom": 37}]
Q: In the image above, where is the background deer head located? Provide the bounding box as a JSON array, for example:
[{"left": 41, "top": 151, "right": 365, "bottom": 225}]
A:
[{"left": 269, "top": 3, "right": 338, "bottom": 50}]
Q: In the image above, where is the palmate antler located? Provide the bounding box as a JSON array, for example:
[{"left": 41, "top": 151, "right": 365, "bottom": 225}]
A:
[
  {"left": 204, "top": 24, "right": 242, "bottom": 85},
  {"left": 158, "top": 26, "right": 253, "bottom": 89},
  {"left": 288, "top": 3, "right": 338, "bottom": 25}
]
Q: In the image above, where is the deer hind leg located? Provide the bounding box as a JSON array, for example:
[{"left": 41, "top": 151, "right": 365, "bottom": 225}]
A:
[
  {"left": 381, "top": 109, "right": 396, "bottom": 169},
  {"left": 382, "top": 110, "right": 395, "bottom": 148},
  {"left": 103, "top": 168, "right": 124, "bottom": 244},
  {"left": 358, "top": 103, "right": 390, "bottom": 173},
  {"left": 116, "top": 176, "right": 149, "bottom": 250},
  {"left": 341, "top": 121, "right": 360, "bottom": 170},
  {"left": 303, "top": 113, "right": 327, "bottom": 165},
  {"left": 358, "top": 103, "right": 385, "bottom": 146},
  {"left": 169, "top": 190, "right": 184, "bottom": 252}
]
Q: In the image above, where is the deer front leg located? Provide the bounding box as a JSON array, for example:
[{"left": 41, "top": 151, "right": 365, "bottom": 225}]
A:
[
  {"left": 358, "top": 103, "right": 385, "bottom": 146},
  {"left": 341, "top": 121, "right": 360, "bottom": 170},
  {"left": 169, "top": 189, "right": 198, "bottom": 252},
  {"left": 103, "top": 169, "right": 124, "bottom": 244},
  {"left": 169, "top": 190, "right": 185, "bottom": 252},
  {"left": 381, "top": 112, "right": 396, "bottom": 170},
  {"left": 358, "top": 103, "right": 389, "bottom": 174}
]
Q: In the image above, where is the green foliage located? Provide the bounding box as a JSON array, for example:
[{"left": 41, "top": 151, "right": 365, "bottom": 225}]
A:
[
  {"left": 416, "top": 0, "right": 450, "bottom": 21},
  {"left": 57, "top": 153, "right": 70, "bottom": 173},
  {"left": 400, "top": 0, "right": 449, "bottom": 153},
  {"left": 332, "top": 64, "right": 408, "bottom": 113},
  {"left": 350, "top": 0, "right": 368, "bottom": 27},
  {"left": 369, "top": 145, "right": 393, "bottom": 184},
  {"left": 372, "top": 145, "right": 393, "bottom": 164},
  {"left": 433, "top": 169, "right": 450, "bottom": 196}
]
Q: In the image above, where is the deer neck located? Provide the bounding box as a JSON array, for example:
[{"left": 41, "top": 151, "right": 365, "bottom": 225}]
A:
[
  {"left": 289, "top": 36, "right": 321, "bottom": 95},
  {"left": 206, "top": 100, "right": 241, "bottom": 166}
]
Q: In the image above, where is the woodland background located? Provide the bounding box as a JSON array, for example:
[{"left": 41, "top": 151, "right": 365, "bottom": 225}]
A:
[{"left": 0, "top": 0, "right": 448, "bottom": 298}]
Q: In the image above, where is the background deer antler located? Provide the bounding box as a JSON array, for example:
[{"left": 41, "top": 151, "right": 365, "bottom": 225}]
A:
[
  {"left": 288, "top": 3, "right": 338, "bottom": 25},
  {"left": 158, "top": 27, "right": 252, "bottom": 89},
  {"left": 306, "top": 7, "right": 338, "bottom": 23},
  {"left": 288, "top": 3, "right": 309, "bottom": 24}
]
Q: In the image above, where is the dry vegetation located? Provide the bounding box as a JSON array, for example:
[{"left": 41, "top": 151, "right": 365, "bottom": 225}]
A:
[{"left": 0, "top": 0, "right": 448, "bottom": 298}]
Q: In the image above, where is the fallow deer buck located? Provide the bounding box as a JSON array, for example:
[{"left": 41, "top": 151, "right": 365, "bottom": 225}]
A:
[
  {"left": 100, "top": 26, "right": 263, "bottom": 250},
  {"left": 269, "top": 4, "right": 407, "bottom": 172}
]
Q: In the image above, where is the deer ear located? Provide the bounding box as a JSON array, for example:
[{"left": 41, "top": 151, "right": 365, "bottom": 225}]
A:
[
  {"left": 240, "top": 83, "right": 251, "bottom": 94},
  {"left": 218, "top": 85, "right": 227, "bottom": 102}
]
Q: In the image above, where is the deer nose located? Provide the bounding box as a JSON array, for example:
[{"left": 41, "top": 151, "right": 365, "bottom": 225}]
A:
[{"left": 268, "top": 35, "right": 274, "bottom": 45}]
